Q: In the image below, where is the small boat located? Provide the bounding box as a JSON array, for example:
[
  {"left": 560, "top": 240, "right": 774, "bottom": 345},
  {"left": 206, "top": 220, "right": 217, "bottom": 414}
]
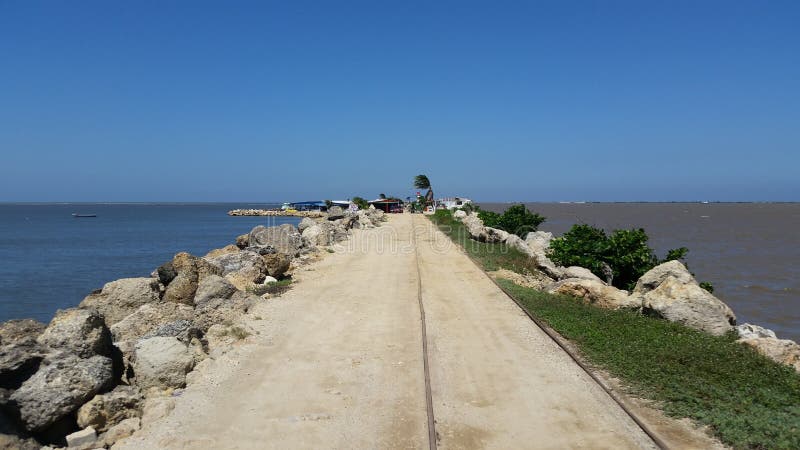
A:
[{"left": 72, "top": 213, "right": 97, "bottom": 218}]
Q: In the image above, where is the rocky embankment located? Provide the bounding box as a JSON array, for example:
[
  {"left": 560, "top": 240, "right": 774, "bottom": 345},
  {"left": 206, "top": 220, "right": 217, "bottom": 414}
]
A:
[
  {"left": 0, "top": 206, "right": 386, "bottom": 449},
  {"left": 455, "top": 210, "right": 800, "bottom": 373},
  {"left": 227, "top": 209, "right": 326, "bottom": 217}
]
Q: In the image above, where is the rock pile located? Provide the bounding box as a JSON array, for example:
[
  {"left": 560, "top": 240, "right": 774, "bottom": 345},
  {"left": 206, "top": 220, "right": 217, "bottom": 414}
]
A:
[
  {"left": 0, "top": 208, "right": 382, "bottom": 448},
  {"left": 454, "top": 211, "right": 799, "bottom": 370}
]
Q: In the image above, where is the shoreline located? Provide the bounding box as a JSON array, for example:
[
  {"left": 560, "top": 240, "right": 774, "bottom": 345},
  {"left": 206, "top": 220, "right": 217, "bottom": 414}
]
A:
[{"left": 0, "top": 206, "right": 387, "bottom": 449}]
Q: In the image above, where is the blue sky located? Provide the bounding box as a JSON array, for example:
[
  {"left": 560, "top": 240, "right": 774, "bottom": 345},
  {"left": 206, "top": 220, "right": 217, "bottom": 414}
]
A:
[{"left": 1, "top": 1, "right": 798, "bottom": 202}]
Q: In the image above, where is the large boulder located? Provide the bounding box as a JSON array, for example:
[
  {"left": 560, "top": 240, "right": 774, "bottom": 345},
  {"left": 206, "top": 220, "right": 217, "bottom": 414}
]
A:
[
  {"left": 525, "top": 231, "right": 553, "bottom": 254},
  {"left": 235, "top": 233, "right": 250, "bottom": 249},
  {"left": 193, "top": 292, "right": 258, "bottom": 332},
  {"left": 736, "top": 323, "right": 777, "bottom": 340},
  {"left": 548, "top": 278, "right": 640, "bottom": 310},
  {"left": 640, "top": 276, "right": 736, "bottom": 336},
  {"left": 37, "top": 308, "right": 111, "bottom": 358},
  {"left": 327, "top": 206, "right": 345, "bottom": 220},
  {"left": 453, "top": 209, "right": 467, "bottom": 219},
  {"left": 203, "top": 245, "right": 240, "bottom": 259},
  {"left": 163, "top": 252, "right": 223, "bottom": 305},
  {"left": 132, "top": 337, "right": 195, "bottom": 391},
  {"left": 205, "top": 251, "right": 265, "bottom": 279},
  {"left": 0, "top": 319, "right": 46, "bottom": 390},
  {"left": 503, "top": 234, "right": 537, "bottom": 258},
  {"left": 738, "top": 337, "right": 800, "bottom": 372},
  {"left": 79, "top": 278, "right": 161, "bottom": 326},
  {"left": 562, "top": 266, "right": 603, "bottom": 283},
  {"left": 302, "top": 223, "right": 333, "bottom": 247},
  {"left": 247, "top": 224, "right": 303, "bottom": 255},
  {"left": 76, "top": 385, "right": 142, "bottom": 433},
  {"left": 633, "top": 260, "right": 696, "bottom": 294},
  {"left": 298, "top": 217, "right": 316, "bottom": 233},
  {"left": 110, "top": 302, "right": 195, "bottom": 345},
  {"left": 10, "top": 353, "right": 114, "bottom": 432},
  {"left": 193, "top": 275, "right": 237, "bottom": 305},
  {"left": 263, "top": 253, "right": 291, "bottom": 278},
  {"left": 462, "top": 213, "right": 486, "bottom": 240}
]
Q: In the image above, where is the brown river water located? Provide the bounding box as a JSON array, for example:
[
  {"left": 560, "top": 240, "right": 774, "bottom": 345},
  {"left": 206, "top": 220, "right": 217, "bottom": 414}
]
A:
[{"left": 481, "top": 202, "right": 800, "bottom": 342}]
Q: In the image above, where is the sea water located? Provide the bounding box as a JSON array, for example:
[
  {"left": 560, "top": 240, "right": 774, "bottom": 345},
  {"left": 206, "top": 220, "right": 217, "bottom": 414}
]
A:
[{"left": 0, "top": 203, "right": 299, "bottom": 324}]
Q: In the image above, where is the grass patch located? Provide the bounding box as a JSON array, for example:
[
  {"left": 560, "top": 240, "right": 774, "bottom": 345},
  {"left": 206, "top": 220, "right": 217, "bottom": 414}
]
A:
[
  {"left": 428, "top": 212, "right": 800, "bottom": 449},
  {"left": 247, "top": 279, "right": 293, "bottom": 296},
  {"left": 216, "top": 325, "right": 251, "bottom": 341},
  {"left": 429, "top": 210, "right": 539, "bottom": 274}
]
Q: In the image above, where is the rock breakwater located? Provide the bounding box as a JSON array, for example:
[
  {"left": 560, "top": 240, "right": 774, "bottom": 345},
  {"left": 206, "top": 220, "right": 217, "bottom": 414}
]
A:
[{"left": 0, "top": 208, "right": 387, "bottom": 449}]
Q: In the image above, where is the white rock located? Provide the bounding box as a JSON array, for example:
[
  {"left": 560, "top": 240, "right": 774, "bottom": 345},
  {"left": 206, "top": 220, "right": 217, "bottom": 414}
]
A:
[
  {"left": 66, "top": 426, "right": 97, "bottom": 449},
  {"left": 736, "top": 323, "right": 777, "bottom": 340},
  {"left": 633, "top": 260, "right": 696, "bottom": 294},
  {"left": 140, "top": 396, "right": 175, "bottom": 428},
  {"left": 640, "top": 276, "right": 736, "bottom": 336},
  {"left": 562, "top": 266, "right": 603, "bottom": 283}
]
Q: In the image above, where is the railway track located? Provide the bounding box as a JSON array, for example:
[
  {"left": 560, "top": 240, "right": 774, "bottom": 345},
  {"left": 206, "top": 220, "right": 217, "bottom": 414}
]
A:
[{"left": 414, "top": 217, "right": 668, "bottom": 450}]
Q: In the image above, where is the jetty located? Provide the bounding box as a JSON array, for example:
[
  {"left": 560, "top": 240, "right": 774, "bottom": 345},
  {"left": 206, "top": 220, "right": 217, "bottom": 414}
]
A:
[{"left": 227, "top": 208, "right": 325, "bottom": 218}]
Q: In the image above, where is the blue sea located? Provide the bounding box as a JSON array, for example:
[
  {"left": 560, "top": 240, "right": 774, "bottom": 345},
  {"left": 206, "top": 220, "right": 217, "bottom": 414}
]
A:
[{"left": 0, "top": 204, "right": 299, "bottom": 324}]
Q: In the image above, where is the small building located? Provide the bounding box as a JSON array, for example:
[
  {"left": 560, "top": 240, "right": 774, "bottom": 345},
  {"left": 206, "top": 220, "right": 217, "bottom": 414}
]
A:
[
  {"left": 368, "top": 198, "right": 404, "bottom": 213},
  {"left": 289, "top": 201, "right": 328, "bottom": 212}
]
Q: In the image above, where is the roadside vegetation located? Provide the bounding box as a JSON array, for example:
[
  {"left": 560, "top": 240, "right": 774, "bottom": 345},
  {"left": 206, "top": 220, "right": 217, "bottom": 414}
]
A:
[
  {"left": 476, "top": 203, "right": 546, "bottom": 238},
  {"left": 429, "top": 208, "right": 800, "bottom": 450}
]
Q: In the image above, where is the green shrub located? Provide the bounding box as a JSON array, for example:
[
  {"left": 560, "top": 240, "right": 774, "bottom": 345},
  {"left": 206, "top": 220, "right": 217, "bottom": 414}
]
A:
[
  {"left": 351, "top": 196, "right": 369, "bottom": 210},
  {"left": 550, "top": 224, "right": 687, "bottom": 291},
  {"left": 478, "top": 204, "right": 545, "bottom": 238}
]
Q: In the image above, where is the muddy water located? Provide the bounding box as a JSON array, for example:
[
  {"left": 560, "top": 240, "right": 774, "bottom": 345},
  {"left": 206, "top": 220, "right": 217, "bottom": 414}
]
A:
[{"left": 481, "top": 203, "right": 800, "bottom": 342}]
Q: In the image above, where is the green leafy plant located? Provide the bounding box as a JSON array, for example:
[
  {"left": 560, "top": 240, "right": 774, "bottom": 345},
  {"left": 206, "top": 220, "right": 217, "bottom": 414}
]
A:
[
  {"left": 549, "top": 224, "right": 688, "bottom": 291},
  {"left": 351, "top": 196, "right": 369, "bottom": 210},
  {"left": 478, "top": 204, "right": 545, "bottom": 238}
]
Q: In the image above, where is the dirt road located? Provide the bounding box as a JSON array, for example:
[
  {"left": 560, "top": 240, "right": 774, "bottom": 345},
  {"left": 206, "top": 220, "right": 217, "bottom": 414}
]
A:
[{"left": 119, "top": 214, "right": 655, "bottom": 449}]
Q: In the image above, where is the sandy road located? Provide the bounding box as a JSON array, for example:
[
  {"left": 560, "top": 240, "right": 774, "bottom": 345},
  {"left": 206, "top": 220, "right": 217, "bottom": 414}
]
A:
[{"left": 119, "top": 214, "right": 654, "bottom": 449}]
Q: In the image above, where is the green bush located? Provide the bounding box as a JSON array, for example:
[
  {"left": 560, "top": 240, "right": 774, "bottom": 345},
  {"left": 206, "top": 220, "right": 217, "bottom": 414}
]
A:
[
  {"left": 478, "top": 204, "right": 545, "bottom": 238},
  {"left": 549, "top": 224, "right": 687, "bottom": 291}
]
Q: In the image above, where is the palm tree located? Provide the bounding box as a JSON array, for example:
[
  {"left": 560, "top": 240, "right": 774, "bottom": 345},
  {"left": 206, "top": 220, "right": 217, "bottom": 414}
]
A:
[{"left": 413, "top": 174, "right": 433, "bottom": 206}]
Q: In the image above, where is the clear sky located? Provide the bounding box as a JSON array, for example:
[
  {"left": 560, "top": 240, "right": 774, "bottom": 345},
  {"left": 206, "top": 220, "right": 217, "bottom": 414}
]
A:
[{"left": 1, "top": 1, "right": 798, "bottom": 202}]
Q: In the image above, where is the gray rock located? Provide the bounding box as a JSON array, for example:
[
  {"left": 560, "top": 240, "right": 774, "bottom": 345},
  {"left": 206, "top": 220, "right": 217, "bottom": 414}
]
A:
[
  {"left": 153, "top": 261, "right": 177, "bottom": 286},
  {"left": 0, "top": 432, "right": 39, "bottom": 450},
  {"left": 0, "top": 319, "right": 47, "bottom": 389},
  {"left": 163, "top": 273, "right": 197, "bottom": 305},
  {"left": 205, "top": 251, "right": 264, "bottom": 278},
  {"left": 640, "top": 276, "right": 736, "bottom": 336},
  {"left": 193, "top": 275, "right": 237, "bottom": 305},
  {"left": 79, "top": 278, "right": 161, "bottom": 326},
  {"left": 736, "top": 323, "right": 777, "bottom": 340},
  {"left": 193, "top": 292, "right": 258, "bottom": 332},
  {"left": 327, "top": 206, "right": 345, "bottom": 220},
  {"left": 132, "top": 337, "right": 195, "bottom": 391},
  {"left": 66, "top": 426, "right": 97, "bottom": 450},
  {"left": 76, "top": 385, "right": 142, "bottom": 433},
  {"left": 247, "top": 224, "right": 303, "bottom": 255},
  {"left": 548, "top": 278, "right": 640, "bottom": 310},
  {"left": 484, "top": 227, "right": 509, "bottom": 243},
  {"left": 302, "top": 223, "right": 333, "bottom": 247},
  {"left": 110, "top": 302, "right": 195, "bottom": 344},
  {"left": 297, "top": 217, "right": 316, "bottom": 233},
  {"left": 633, "top": 260, "right": 696, "bottom": 295},
  {"left": 10, "top": 354, "right": 114, "bottom": 432},
  {"left": 263, "top": 253, "right": 291, "bottom": 278},
  {"left": 37, "top": 308, "right": 111, "bottom": 358}
]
